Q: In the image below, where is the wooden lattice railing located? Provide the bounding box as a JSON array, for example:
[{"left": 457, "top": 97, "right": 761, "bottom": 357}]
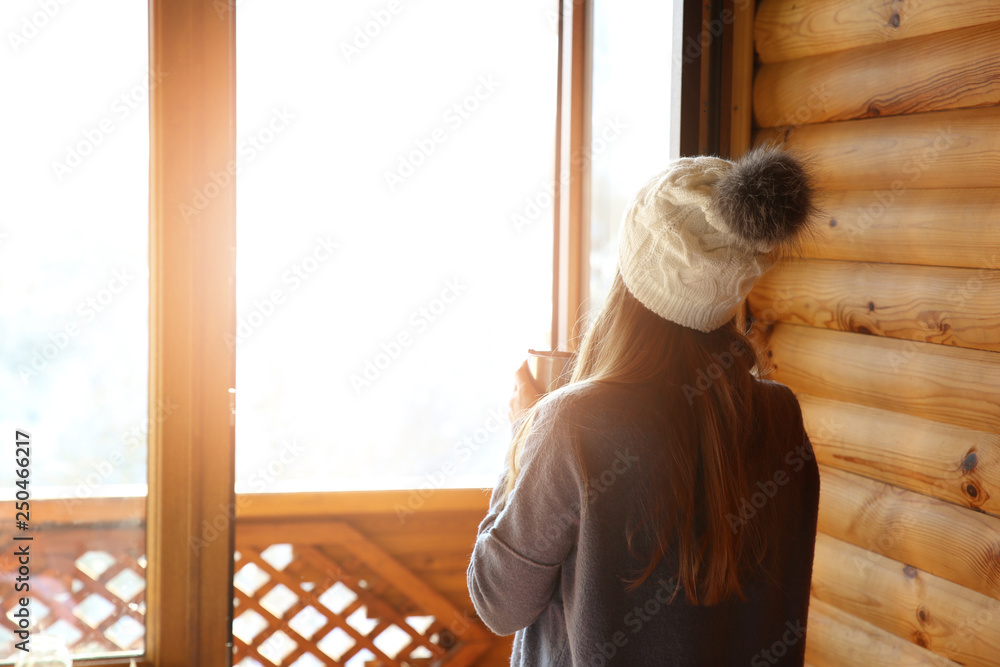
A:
[
  {"left": 0, "top": 514, "right": 146, "bottom": 659},
  {"left": 0, "top": 492, "right": 504, "bottom": 666},
  {"left": 234, "top": 522, "right": 489, "bottom": 666}
]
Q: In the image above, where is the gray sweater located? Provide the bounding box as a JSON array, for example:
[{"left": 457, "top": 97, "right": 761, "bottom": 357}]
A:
[{"left": 467, "top": 378, "right": 819, "bottom": 666}]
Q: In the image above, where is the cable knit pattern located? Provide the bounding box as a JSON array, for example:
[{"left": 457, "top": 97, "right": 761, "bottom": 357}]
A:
[{"left": 617, "top": 156, "right": 782, "bottom": 333}]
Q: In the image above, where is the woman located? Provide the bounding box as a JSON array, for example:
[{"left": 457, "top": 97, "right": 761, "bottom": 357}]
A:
[{"left": 467, "top": 146, "right": 821, "bottom": 666}]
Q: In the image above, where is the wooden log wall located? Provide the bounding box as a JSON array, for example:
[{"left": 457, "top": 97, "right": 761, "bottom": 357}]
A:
[{"left": 749, "top": 1, "right": 1000, "bottom": 664}]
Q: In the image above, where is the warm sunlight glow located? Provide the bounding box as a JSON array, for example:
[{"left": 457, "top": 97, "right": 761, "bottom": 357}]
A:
[{"left": 234, "top": 1, "right": 558, "bottom": 492}]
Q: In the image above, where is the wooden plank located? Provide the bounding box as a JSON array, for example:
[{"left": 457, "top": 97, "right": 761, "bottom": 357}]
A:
[
  {"left": 806, "top": 596, "right": 960, "bottom": 666},
  {"left": 236, "top": 488, "right": 492, "bottom": 520},
  {"left": 755, "top": 22, "right": 1000, "bottom": 127},
  {"left": 797, "top": 393, "right": 1000, "bottom": 517},
  {"left": 729, "top": 0, "right": 756, "bottom": 157},
  {"left": 749, "top": 259, "right": 1000, "bottom": 352},
  {"left": 0, "top": 496, "right": 145, "bottom": 527},
  {"left": 816, "top": 465, "right": 1000, "bottom": 600},
  {"left": 812, "top": 532, "right": 1000, "bottom": 666},
  {"left": 364, "top": 532, "right": 478, "bottom": 557},
  {"left": 767, "top": 324, "right": 1000, "bottom": 434},
  {"left": 795, "top": 189, "right": 1000, "bottom": 269},
  {"left": 394, "top": 552, "right": 477, "bottom": 575},
  {"left": 339, "top": 512, "right": 485, "bottom": 537},
  {"left": 754, "top": 0, "right": 1000, "bottom": 64},
  {"left": 237, "top": 519, "right": 359, "bottom": 546},
  {"left": 754, "top": 107, "right": 1000, "bottom": 191}
]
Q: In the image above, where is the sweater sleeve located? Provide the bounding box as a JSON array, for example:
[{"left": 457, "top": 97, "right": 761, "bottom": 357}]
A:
[{"left": 467, "top": 393, "right": 584, "bottom": 636}]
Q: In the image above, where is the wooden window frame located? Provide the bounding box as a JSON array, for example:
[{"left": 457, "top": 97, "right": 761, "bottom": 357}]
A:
[
  {"left": 147, "top": 0, "right": 237, "bottom": 664},
  {"left": 552, "top": 0, "right": 754, "bottom": 347}
]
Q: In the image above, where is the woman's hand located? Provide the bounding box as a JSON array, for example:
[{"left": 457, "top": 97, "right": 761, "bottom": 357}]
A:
[{"left": 508, "top": 360, "right": 543, "bottom": 423}]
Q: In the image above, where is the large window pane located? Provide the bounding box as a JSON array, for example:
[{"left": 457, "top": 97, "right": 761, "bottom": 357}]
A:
[
  {"left": 588, "top": 0, "right": 680, "bottom": 312},
  {"left": 235, "top": 1, "right": 558, "bottom": 493},
  {"left": 1, "top": 0, "right": 149, "bottom": 660}
]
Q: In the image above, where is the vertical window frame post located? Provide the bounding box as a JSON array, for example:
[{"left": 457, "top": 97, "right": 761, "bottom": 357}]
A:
[{"left": 146, "top": 0, "right": 237, "bottom": 664}]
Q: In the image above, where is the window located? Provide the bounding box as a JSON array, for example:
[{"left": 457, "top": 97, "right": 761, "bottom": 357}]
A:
[
  {"left": 1, "top": 0, "right": 149, "bottom": 660},
  {"left": 234, "top": 0, "right": 559, "bottom": 492},
  {"left": 587, "top": 0, "right": 681, "bottom": 312}
]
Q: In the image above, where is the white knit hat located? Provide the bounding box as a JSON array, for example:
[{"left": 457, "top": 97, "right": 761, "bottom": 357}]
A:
[{"left": 617, "top": 145, "right": 816, "bottom": 333}]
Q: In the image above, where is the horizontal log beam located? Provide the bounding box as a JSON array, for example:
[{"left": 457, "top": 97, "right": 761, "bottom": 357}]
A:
[
  {"left": 794, "top": 189, "right": 1000, "bottom": 269},
  {"left": 766, "top": 323, "right": 1000, "bottom": 433},
  {"left": 749, "top": 259, "right": 1000, "bottom": 352},
  {"left": 755, "top": 0, "right": 1000, "bottom": 64},
  {"left": 755, "top": 22, "right": 1000, "bottom": 127},
  {"left": 754, "top": 107, "right": 1000, "bottom": 191},
  {"left": 812, "top": 532, "right": 1000, "bottom": 666},
  {"left": 806, "top": 596, "right": 959, "bottom": 666},
  {"left": 797, "top": 393, "right": 1000, "bottom": 516},
  {"left": 816, "top": 464, "right": 1000, "bottom": 600}
]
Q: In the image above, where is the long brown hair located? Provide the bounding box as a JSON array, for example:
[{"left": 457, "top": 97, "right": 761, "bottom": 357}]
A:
[{"left": 499, "top": 270, "right": 787, "bottom": 606}]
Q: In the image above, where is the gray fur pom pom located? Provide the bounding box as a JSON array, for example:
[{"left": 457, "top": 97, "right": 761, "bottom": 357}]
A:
[{"left": 713, "top": 145, "right": 817, "bottom": 248}]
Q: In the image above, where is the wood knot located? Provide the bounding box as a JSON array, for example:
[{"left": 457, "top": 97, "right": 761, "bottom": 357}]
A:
[
  {"left": 966, "top": 483, "right": 979, "bottom": 498},
  {"left": 903, "top": 564, "right": 917, "bottom": 579},
  {"left": 437, "top": 629, "right": 457, "bottom": 649},
  {"left": 912, "top": 630, "right": 929, "bottom": 648},
  {"left": 856, "top": 326, "right": 873, "bottom": 335},
  {"left": 867, "top": 102, "right": 881, "bottom": 117},
  {"left": 962, "top": 451, "right": 978, "bottom": 473},
  {"left": 868, "top": 301, "right": 875, "bottom": 311},
  {"left": 888, "top": 13, "right": 901, "bottom": 28},
  {"left": 829, "top": 218, "right": 837, "bottom": 227},
  {"left": 917, "top": 607, "right": 929, "bottom": 623}
]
